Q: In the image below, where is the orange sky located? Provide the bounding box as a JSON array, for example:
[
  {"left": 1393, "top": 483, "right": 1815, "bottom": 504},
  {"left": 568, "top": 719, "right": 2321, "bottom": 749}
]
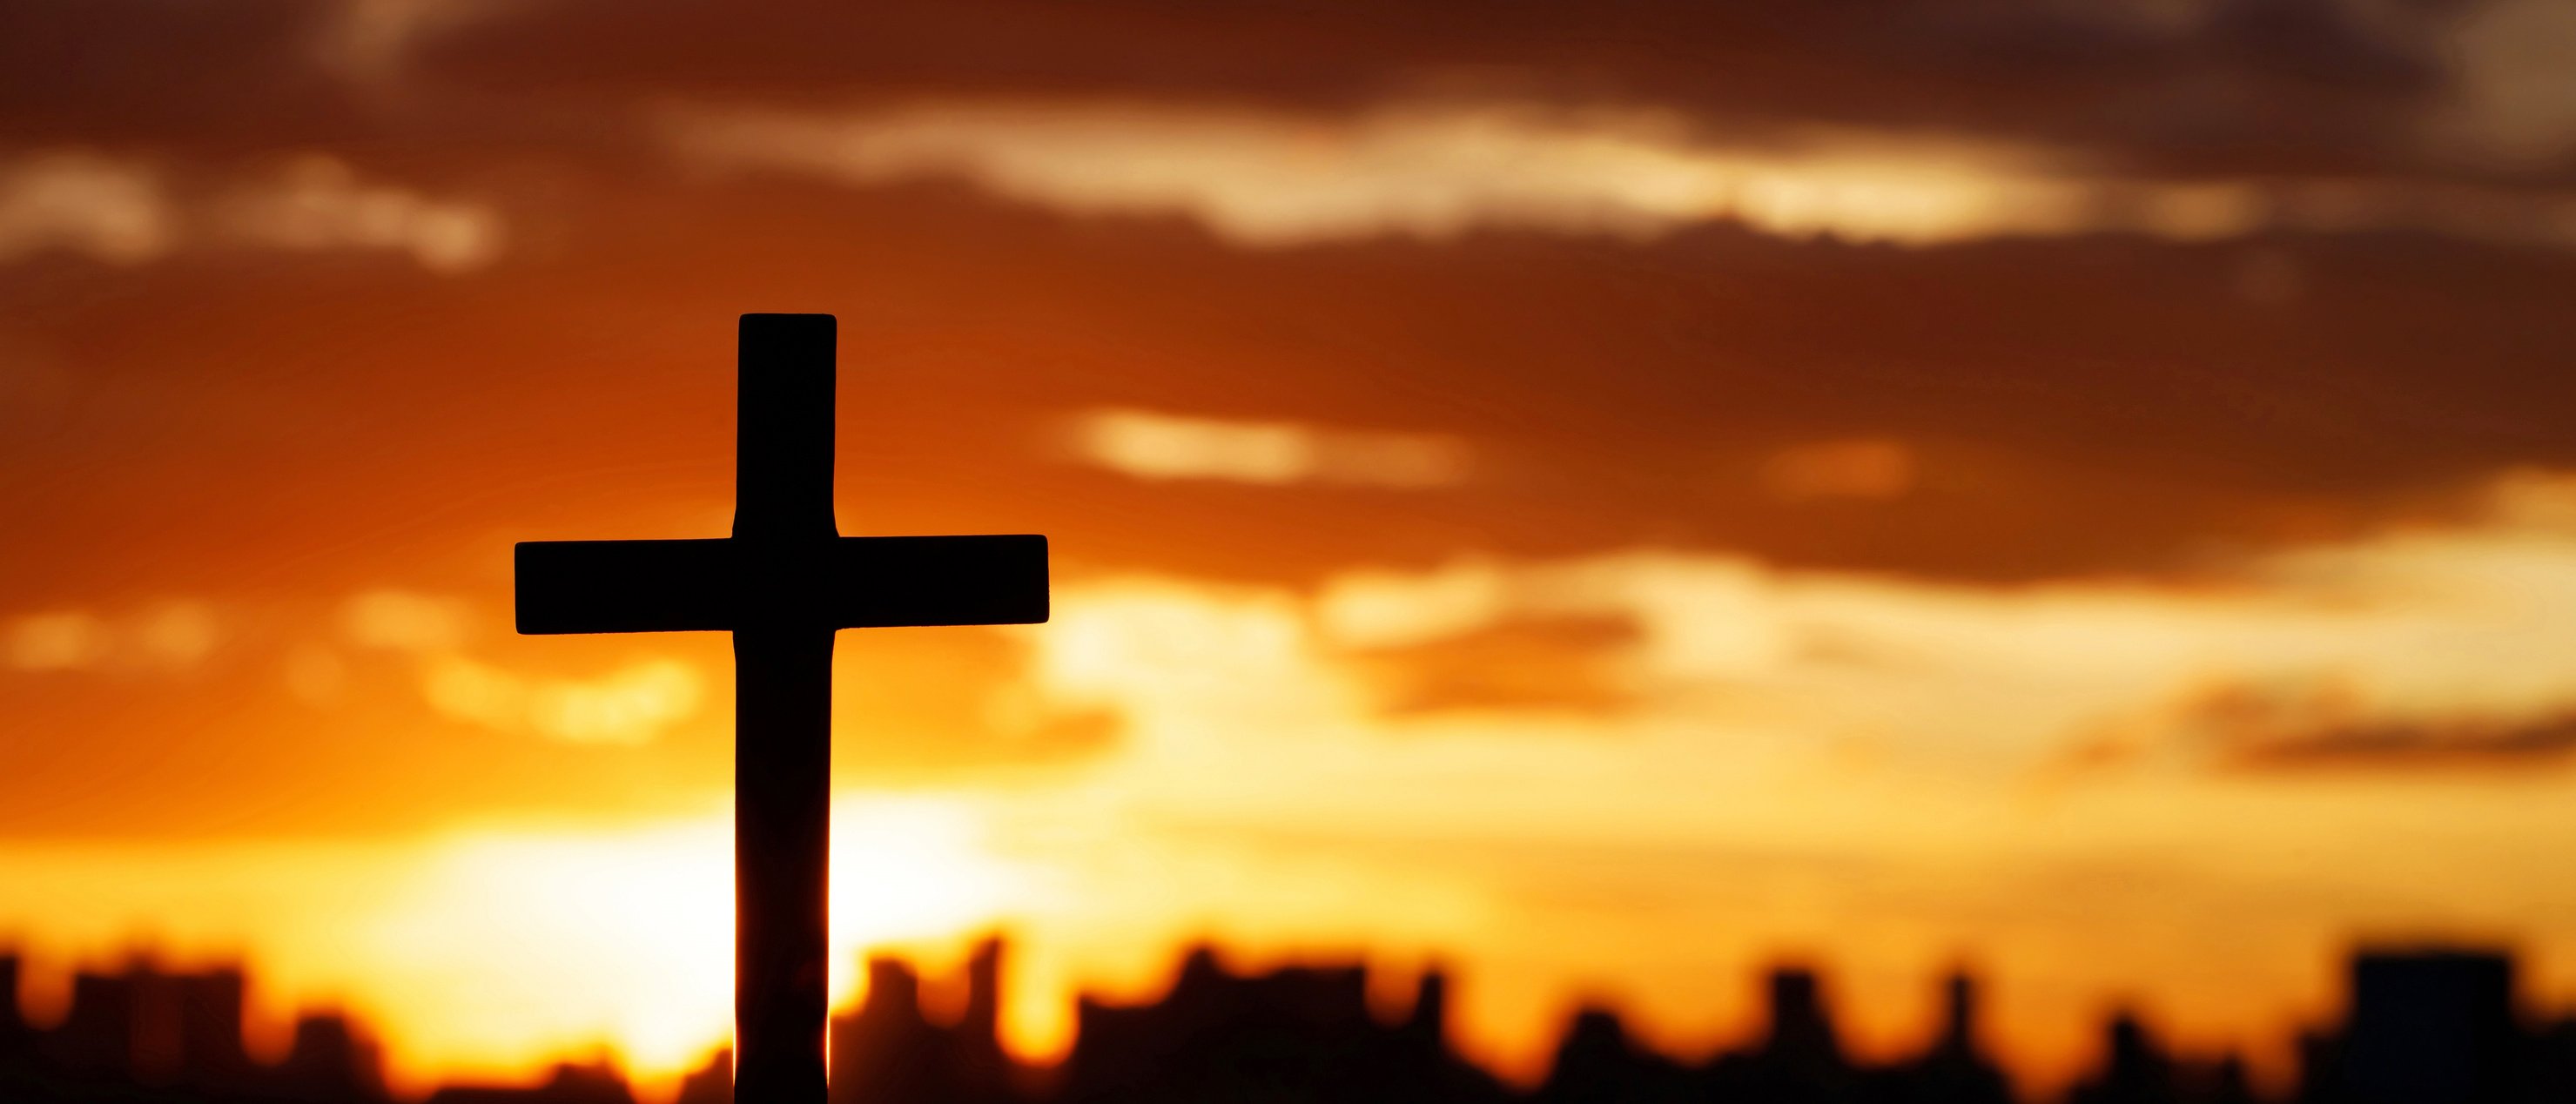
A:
[{"left": 10, "top": 0, "right": 2576, "bottom": 1099}]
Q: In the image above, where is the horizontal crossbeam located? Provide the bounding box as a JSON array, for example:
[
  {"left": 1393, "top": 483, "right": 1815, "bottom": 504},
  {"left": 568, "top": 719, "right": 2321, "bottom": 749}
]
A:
[{"left": 515, "top": 535, "right": 1049, "bottom": 635}]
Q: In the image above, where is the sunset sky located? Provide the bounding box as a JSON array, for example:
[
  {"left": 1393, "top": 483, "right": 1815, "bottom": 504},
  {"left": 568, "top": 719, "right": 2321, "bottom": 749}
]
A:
[{"left": 10, "top": 0, "right": 2576, "bottom": 1098}]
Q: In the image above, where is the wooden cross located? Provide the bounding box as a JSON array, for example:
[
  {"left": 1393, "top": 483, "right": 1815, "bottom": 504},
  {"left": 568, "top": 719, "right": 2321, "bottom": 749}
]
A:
[{"left": 513, "top": 313, "right": 1048, "bottom": 1103}]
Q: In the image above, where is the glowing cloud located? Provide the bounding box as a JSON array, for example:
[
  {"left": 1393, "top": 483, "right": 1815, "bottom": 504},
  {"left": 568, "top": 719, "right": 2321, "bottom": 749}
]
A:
[
  {"left": 3, "top": 602, "right": 222, "bottom": 674},
  {"left": 341, "top": 589, "right": 702, "bottom": 744},
  {"left": 421, "top": 656, "right": 703, "bottom": 746},
  {"left": 1039, "top": 467, "right": 2576, "bottom": 808},
  {"left": 0, "top": 153, "right": 172, "bottom": 265},
  {"left": 667, "top": 102, "right": 2092, "bottom": 247},
  {"left": 215, "top": 155, "right": 505, "bottom": 275},
  {"left": 342, "top": 589, "right": 471, "bottom": 653},
  {"left": 5, "top": 610, "right": 113, "bottom": 672},
  {"left": 0, "top": 151, "right": 503, "bottom": 273},
  {"left": 666, "top": 100, "right": 2576, "bottom": 250},
  {"left": 1063, "top": 408, "right": 1470, "bottom": 488}
]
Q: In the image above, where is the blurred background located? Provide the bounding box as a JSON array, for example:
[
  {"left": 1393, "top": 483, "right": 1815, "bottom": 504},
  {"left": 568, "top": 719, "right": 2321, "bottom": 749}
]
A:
[{"left": 7, "top": 0, "right": 2576, "bottom": 1099}]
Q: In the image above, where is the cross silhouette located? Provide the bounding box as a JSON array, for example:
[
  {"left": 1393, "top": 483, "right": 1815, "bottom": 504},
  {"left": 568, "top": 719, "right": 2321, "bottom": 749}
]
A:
[{"left": 514, "top": 313, "right": 1048, "bottom": 1104}]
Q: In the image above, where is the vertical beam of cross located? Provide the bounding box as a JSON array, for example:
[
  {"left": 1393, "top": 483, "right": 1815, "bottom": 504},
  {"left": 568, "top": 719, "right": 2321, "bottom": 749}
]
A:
[
  {"left": 732, "top": 313, "right": 836, "bottom": 1104},
  {"left": 513, "top": 314, "right": 1049, "bottom": 1104}
]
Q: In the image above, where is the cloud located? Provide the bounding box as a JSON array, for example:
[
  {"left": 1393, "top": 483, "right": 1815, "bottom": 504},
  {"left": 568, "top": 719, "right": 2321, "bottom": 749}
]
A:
[
  {"left": 1062, "top": 407, "right": 1470, "bottom": 488},
  {"left": 1026, "top": 467, "right": 2576, "bottom": 807},
  {"left": 3, "top": 0, "right": 2541, "bottom": 194},
  {"left": 420, "top": 655, "right": 703, "bottom": 746},
  {"left": 12, "top": 121, "right": 2576, "bottom": 601},
  {"left": 281, "top": 644, "right": 350, "bottom": 705},
  {"left": 1760, "top": 438, "right": 1917, "bottom": 502},
  {"left": 666, "top": 99, "right": 2576, "bottom": 250},
  {"left": 428, "top": 0, "right": 2467, "bottom": 176},
  {"left": 2423, "top": 0, "right": 2576, "bottom": 169},
  {"left": 664, "top": 102, "right": 2095, "bottom": 248},
  {"left": 2165, "top": 679, "right": 2576, "bottom": 771},
  {"left": 133, "top": 601, "right": 219, "bottom": 670},
  {"left": 0, "top": 153, "right": 173, "bottom": 264},
  {"left": 342, "top": 589, "right": 472, "bottom": 652},
  {"left": 1351, "top": 614, "right": 1643, "bottom": 717},
  {"left": 338, "top": 589, "right": 701, "bottom": 745},
  {"left": 321, "top": 0, "right": 504, "bottom": 84},
  {"left": 1319, "top": 560, "right": 1517, "bottom": 650},
  {"left": 0, "top": 151, "right": 502, "bottom": 272},
  {"left": 214, "top": 155, "right": 505, "bottom": 273},
  {"left": 6, "top": 610, "right": 112, "bottom": 671},
  {"left": 0, "top": 0, "right": 367, "bottom": 145},
  {"left": 335, "top": 589, "right": 698, "bottom": 744},
  {"left": 3, "top": 602, "right": 221, "bottom": 674}
]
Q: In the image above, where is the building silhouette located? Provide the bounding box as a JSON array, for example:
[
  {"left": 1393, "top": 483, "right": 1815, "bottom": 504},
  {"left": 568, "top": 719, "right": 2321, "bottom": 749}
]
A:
[
  {"left": 1904, "top": 971, "right": 2015, "bottom": 1104},
  {"left": 2298, "top": 950, "right": 2521, "bottom": 1104},
  {"left": 1, "top": 942, "right": 2572, "bottom": 1104},
  {"left": 427, "top": 1060, "right": 635, "bottom": 1104},
  {"left": 831, "top": 944, "right": 1015, "bottom": 1104}
]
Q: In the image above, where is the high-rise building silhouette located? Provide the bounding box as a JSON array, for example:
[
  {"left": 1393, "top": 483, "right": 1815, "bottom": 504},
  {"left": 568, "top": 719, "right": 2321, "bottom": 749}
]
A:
[
  {"left": 0, "top": 953, "right": 34, "bottom": 1077},
  {"left": 2068, "top": 1010, "right": 2179, "bottom": 1104},
  {"left": 49, "top": 968, "right": 143, "bottom": 1078},
  {"left": 273, "top": 1010, "right": 387, "bottom": 1102},
  {"left": 830, "top": 938, "right": 1022, "bottom": 1104},
  {"left": 1539, "top": 1005, "right": 1691, "bottom": 1104},
  {"left": 171, "top": 966, "right": 253, "bottom": 1091},
  {"left": 677, "top": 1048, "right": 735, "bottom": 1104},
  {"left": 2303, "top": 949, "right": 2518, "bottom": 1104},
  {"left": 955, "top": 938, "right": 1013, "bottom": 1101},
  {"left": 1906, "top": 970, "right": 2014, "bottom": 1104},
  {"left": 1698, "top": 965, "right": 1864, "bottom": 1104},
  {"left": 832, "top": 957, "right": 944, "bottom": 1104}
]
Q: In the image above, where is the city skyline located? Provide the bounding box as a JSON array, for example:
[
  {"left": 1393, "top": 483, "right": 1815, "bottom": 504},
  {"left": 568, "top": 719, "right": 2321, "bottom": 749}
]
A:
[{"left": 1, "top": 935, "right": 2551, "bottom": 1103}]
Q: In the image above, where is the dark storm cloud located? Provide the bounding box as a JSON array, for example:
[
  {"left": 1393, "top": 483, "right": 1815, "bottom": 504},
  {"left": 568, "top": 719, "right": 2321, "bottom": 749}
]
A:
[
  {"left": 0, "top": 0, "right": 373, "bottom": 147},
  {"left": 13, "top": 172, "right": 2575, "bottom": 602},
  {"left": 413, "top": 0, "right": 2479, "bottom": 178},
  {"left": 0, "top": 0, "right": 2511, "bottom": 181}
]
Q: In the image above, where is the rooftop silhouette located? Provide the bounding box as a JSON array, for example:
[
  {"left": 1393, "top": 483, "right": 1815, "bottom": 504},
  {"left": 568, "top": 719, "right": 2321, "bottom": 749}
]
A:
[{"left": 1, "top": 939, "right": 2566, "bottom": 1104}]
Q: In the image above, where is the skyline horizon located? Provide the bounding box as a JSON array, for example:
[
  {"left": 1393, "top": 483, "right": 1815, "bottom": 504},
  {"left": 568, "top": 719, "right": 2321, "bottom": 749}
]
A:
[
  {"left": 0, "top": 783, "right": 2562, "bottom": 1101},
  {"left": 0, "top": 925, "right": 2541, "bottom": 1103}
]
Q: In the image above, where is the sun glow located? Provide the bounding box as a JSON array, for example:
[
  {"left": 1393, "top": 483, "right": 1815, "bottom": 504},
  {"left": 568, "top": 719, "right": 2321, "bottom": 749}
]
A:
[{"left": 0, "top": 798, "right": 1032, "bottom": 1101}]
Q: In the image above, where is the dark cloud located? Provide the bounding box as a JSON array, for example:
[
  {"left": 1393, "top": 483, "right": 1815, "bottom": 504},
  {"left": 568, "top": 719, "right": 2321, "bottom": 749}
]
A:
[
  {"left": 2177, "top": 681, "right": 2576, "bottom": 771},
  {"left": 9, "top": 175, "right": 2576, "bottom": 601},
  {"left": 0, "top": 0, "right": 2502, "bottom": 181},
  {"left": 412, "top": 0, "right": 2471, "bottom": 177},
  {"left": 0, "top": 0, "right": 373, "bottom": 147},
  {"left": 2229, "top": 715, "right": 2576, "bottom": 768}
]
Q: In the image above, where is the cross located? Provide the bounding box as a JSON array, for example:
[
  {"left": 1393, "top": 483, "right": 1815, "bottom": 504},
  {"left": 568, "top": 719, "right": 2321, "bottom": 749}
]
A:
[{"left": 513, "top": 313, "right": 1048, "bottom": 1104}]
